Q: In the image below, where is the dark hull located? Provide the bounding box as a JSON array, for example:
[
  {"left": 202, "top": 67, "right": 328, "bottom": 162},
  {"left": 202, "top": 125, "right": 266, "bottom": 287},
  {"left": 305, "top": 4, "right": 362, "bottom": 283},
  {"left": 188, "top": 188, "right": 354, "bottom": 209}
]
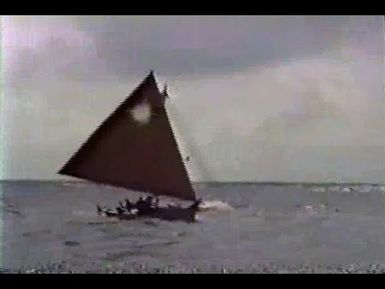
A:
[
  {"left": 150, "top": 207, "right": 197, "bottom": 223},
  {"left": 97, "top": 205, "right": 199, "bottom": 223}
]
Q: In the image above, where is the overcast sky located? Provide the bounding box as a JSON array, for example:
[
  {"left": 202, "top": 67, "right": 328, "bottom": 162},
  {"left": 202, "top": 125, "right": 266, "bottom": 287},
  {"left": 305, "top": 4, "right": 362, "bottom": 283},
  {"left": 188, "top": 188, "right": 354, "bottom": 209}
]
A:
[{"left": 1, "top": 16, "right": 384, "bottom": 183}]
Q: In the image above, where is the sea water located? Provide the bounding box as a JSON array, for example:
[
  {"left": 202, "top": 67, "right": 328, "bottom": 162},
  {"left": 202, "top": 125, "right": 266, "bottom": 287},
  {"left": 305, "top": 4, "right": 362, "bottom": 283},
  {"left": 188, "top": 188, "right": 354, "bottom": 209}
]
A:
[{"left": 1, "top": 181, "right": 385, "bottom": 273}]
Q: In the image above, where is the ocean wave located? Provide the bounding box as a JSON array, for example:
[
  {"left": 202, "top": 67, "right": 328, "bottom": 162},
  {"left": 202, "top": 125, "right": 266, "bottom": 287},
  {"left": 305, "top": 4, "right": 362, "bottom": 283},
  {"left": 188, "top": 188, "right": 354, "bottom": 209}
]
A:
[
  {"left": 308, "top": 184, "right": 385, "bottom": 194},
  {"left": 199, "top": 200, "right": 233, "bottom": 213}
]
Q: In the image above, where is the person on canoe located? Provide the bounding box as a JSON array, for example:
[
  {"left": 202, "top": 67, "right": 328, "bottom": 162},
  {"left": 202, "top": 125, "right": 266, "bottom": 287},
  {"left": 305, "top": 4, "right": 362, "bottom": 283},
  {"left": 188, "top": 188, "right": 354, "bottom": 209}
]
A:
[
  {"left": 124, "top": 198, "right": 133, "bottom": 211},
  {"left": 135, "top": 196, "right": 149, "bottom": 215},
  {"left": 116, "top": 206, "right": 125, "bottom": 215}
]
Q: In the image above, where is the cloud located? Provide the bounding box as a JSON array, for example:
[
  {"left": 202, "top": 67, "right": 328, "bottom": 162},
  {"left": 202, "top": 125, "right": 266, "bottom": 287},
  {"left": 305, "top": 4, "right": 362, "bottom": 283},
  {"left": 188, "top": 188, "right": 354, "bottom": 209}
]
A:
[
  {"left": 74, "top": 16, "right": 383, "bottom": 78},
  {"left": 156, "top": 56, "right": 385, "bottom": 182},
  {"left": 169, "top": 56, "right": 384, "bottom": 144},
  {"left": 1, "top": 16, "right": 384, "bottom": 182},
  {"left": 3, "top": 16, "right": 383, "bottom": 83},
  {"left": 2, "top": 16, "right": 104, "bottom": 84}
]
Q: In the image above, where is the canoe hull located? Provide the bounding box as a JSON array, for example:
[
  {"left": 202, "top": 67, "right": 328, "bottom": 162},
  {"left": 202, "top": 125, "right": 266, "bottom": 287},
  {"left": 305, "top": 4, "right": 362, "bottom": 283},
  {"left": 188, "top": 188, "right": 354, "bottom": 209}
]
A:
[{"left": 97, "top": 205, "right": 199, "bottom": 223}]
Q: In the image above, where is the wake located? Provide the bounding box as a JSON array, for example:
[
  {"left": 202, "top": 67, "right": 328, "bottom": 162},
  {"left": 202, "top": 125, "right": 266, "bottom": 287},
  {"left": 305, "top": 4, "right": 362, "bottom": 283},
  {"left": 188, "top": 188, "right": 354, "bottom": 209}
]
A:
[{"left": 199, "top": 200, "right": 233, "bottom": 213}]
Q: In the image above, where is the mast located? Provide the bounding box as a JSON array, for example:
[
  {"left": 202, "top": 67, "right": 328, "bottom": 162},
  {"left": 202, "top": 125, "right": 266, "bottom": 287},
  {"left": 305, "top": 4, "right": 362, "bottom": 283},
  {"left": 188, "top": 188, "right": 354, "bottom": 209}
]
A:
[{"left": 59, "top": 71, "right": 196, "bottom": 201}]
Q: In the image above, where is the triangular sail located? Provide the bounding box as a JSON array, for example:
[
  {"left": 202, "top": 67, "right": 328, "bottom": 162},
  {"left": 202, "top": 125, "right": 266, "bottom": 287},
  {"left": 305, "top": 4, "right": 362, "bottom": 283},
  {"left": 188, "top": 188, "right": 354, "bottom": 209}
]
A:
[{"left": 59, "top": 71, "right": 196, "bottom": 201}]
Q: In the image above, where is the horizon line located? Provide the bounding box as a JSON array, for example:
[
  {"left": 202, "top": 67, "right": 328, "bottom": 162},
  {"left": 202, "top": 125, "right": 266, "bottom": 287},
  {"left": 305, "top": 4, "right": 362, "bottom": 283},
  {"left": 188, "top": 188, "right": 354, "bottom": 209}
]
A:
[{"left": 0, "top": 179, "right": 384, "bottom": 186}]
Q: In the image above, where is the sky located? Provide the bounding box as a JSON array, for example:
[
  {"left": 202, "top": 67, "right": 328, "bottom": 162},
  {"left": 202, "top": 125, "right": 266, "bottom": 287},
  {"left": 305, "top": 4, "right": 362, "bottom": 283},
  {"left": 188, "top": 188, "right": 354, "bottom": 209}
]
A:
[{"left": 1, "top": 15, "right": 384, "bottom": 183}]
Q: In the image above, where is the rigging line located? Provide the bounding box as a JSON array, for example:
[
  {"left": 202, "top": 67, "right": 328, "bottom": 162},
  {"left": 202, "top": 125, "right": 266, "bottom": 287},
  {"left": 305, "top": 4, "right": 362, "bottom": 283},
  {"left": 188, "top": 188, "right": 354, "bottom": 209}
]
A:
[{"left": 165, "top": 99, "right": 216, "bottom": 183}]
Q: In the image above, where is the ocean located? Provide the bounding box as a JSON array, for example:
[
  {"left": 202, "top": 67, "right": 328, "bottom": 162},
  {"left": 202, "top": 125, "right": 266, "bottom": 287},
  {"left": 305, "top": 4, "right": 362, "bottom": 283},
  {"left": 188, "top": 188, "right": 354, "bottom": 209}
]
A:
[{"left": 1, "top": 181, "right": 385, "bottom": 273}]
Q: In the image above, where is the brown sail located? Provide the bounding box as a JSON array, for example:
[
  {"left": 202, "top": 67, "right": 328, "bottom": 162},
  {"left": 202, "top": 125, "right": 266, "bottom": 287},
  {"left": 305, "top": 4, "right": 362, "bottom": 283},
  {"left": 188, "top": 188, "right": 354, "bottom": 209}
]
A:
[{"left": 59, "top": 71, "right": 196, "bottom": 201}]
